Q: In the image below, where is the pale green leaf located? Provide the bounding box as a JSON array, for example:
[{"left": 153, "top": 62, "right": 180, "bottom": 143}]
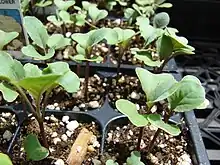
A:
[
  {"left": 54, "top": 0, "right": 75, "bottom": 10},
  {"left": 168, "top": 75, "right": 206, "bottom": 112},
  {"left": 18, "top": 74, "right": 61, "bottom": 99},
  {"left": 47, "top": 34, "right": 71, "bottom": 50},
  {"left": 156, "top": 33, "right": 173, "bottom": 60},
  {"left": 35, "top": 0, "right": 52, "bottom": 7},
  {"left": 71, "top": 32, "right": 90, "bottom": 49},
  {"left": 116, "top": 99, "right": 149, "bottom": 127},
  {"left": 136, "top": 16, "right": 149, "bottom": 27},
  {"left": 24, "top": 134, "right": 49, "bottom": 161},
  {"left": 59, "top": 10, "right": 73, "bottom": 24},
  {"left": 147, "top": 114, "right": 181, "bottom": 136},
  {"left": 106, "top": 160, "right": 118, "bottom": 165},
  {"left": 159, "top": 3, "right": 173, "bottom": 8},
  {"left": 136, "top": 67, "right": 177, "bottom": 103},
  {"left": 24, "top": 63, "right": 42, "bottom": 77},
  {"left": 0, "top": 83, "right": 18, "bottom": 102},
  {"left": 76, "top": 44, "right": 86, "bottom": 55},
  {"left": 82, "top": 1, "right": 96, "bottom": 10},
  {"left": 127, "top": 151, "right": 144, "bottom": 165},
  {"left": 74, "top": 13, "right": 86, "bottom": 26},
  {"left": 43, "top": 62, "right": 80, "bottom": 93},
  {"left": 72, "top": 54, "right": 103, "bottom": 62},
  {"left": 153, "top": 12, "right": 170, "bottom": 29},
  {"left": 23, "top": 16, "right": 49, "bottom": 49},
  {"left": 88, "top": 6, "right": 108, "bottom": 23},
  {"left": 0, "top": 30, "right": 19, "bottom": 50},
  {"left": 0, "top": 51, "right": 25, "bottom": 81},
  {"left": 0, "top": 153, "right": 13, "bottom": 165},
  {"left": 21, "top": 45, "right": 55, "bottom": 60},
  {"left": 131, "top": 48, "right": 162, "bottom": 67},
  {"left": 47, "top": 15, "right": 63, "bottom": 27}
]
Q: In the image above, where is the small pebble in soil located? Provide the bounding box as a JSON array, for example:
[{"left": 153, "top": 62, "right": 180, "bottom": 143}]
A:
[
  {"left": 55, "top": 107, "right": 61, "bottom": 110},
  {"left": 50, "top": 115, "right": 58, "bottom": 123},
  {"left": 87, "top": 145, "right": 95, "bottom": 152},
  {"left": 66, "top": 130, "right": 73, "bottom": 137},
  {"left": 54, "top": 159, "right": 65, "bottom": 165},
  {"left": 62, "top": 116, "right": 70, "bottom": 123},
  {"left": 61, "top": 134, "right": 68, "bottom": 142},
  {"left": 53, "top": 137, "right": 61, "bottom": 145},
  {"left": 88, "top": 101, "right": 99, "bottom": 109},
  {"left": 65, "top": 32, "right": 72, "bottom": 38},
  {"left": 130, "top": 91, "right": 140, "bottom": 100},
  {"left": 51, "top": 132, "right": 58, "bottom": 138},
  {"left": 66, "top": 120, "right": 79, "bottom": 131},
  {"left": 54, "top": 103, "right": 59, "bottom": 107},
  {"left": 47, "top": 104, "right": 55, "bottom": 110},
  {"left": 72, "top": 106, "right": 80, "bottom": 112},
  {"left": 3, "top": 130, "right": 13, "bottom": 141}
]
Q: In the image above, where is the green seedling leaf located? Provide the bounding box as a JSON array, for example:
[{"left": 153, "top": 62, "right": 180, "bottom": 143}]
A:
[
  {"left": 74, "top": 13, "right": 86, "bottom": 26},
  {"left": 124, "top": 8, "right": 137, "bottom": 24},
  {"left": 0, "top": 30, "right": 19, "bottom": 50},
  {"left": 47, "top": 15, "right": 63, "bottom": 27},
  {"left": 59, "top": 10, "right": 73, "bottom": 24},
  {"left": 156, "top": 33, "right": 173, "bottom": 60},
  {"left": 76, "top": 44, "right": 86, "bottom": 55},
  {"left": 24, "top": 63, "right": 42, "bottom": 77},
  {"left": 105, "top": 27, "right": 135, "bottom": 47},
  {"left": 47, "top": 34, "right": 71, "bottom": 50},
  {"left": 106, "top": 160, "right": 119, "bottom": 165},
  {"left": 88, "top": 6, "right": 108, "bottom": 23},
  {"left": 72, "top": 28, "right": 108, "bottom": 49},
  {"left": 136, "top": 67, "right": 177, "bottom": 103},
  {"left": 116, "top": 99, "right": 149, "bottom": 127},
  {"left": 35, "top": 0, "right": 52, "bottom": 7},
  {"left": 0, "top": 153, "right": 13, "bottom": 165},
  {"left": 155, "top": 0, "right": 166, "bottom": 4},
  {"left": 153, "top": 12, "right": 170, "bottom": 29},
  {"left": 18, "top": 74, "right": 61, "bottom": 99},
  {"left": 72, "top": 54, "right": 103, "bottom": 62},
  {"left": 147, "top": 114, "right": 181, "bottom": 136},
  {"left": 0, "top": 83, "right": 18, "bottom": 102},
  {"left": 82, "top": 1, "right": 97, "bottom": 10},
  {"left": 43, "top": 62, "right": 80, "bottom": 93},
  {"left": 168, "top": 75, "right": 206, "bottom": 112},
  {"left": 127, "top": 151, "right": 144, "bottom": 165},
  {"left": 135, "top": 0, "right": 152, "bottom": 6},
  {"left": 136, "top": 16, "right": 149, "bottom": 27},
  {"left": 131, "top": 48, "right": 162, "bottom": 67},
  {"left": 105, "top": 1, "right": 117, "bottom": 11},
  {"left": 24, "top": 134, "right": 49, "bottom": 161},
  {"left": 21, "top": 45, "right": 55, "bottom": 60},
  {"left": 0, "top": 51, "right": 25, "bottom": 81},
  {"left": 159, "top": 3, "right": 172, "bottom": 8},
  {"left": 54, "top": 0, "right": 75, "bottom": 10},
  {"left": 23, "top": 16, "right": 49, "bottom": 49}
]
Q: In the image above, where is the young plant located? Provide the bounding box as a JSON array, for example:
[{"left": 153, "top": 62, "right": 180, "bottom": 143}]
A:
[
  {"left": 0, "top": 30, "right": 19, "bottom": 50},
  {"left": 103, "top": 0, "right": 128, "bottom": 11},
  {"left": 0, "top": 51, "right": 80, "bottom": 160},
  {"left": 22, "top": 16, "right": 71, "bottom": 61},
  {"left": 132, "top": 16, "right": 194, "bottom": 72},
  {"left": 71, "top": 28, "right": 108, "bottom": 101},
  {"left": 125, "top": 0, "right": 172, "bottom": 24},
  {"left": 0, "top": 153, "right": 13, "bottom": 165},
  {"left": 106, "top": 151, "right": 144, "bottom": 165},
  {"left": 47, "top": 0, "right": 75, "bottom": 34},
  {"left": 82, "top": 1, "right": 108, "bottom": 26},
  {"left": 105, "top": 27, "right": 135, "bottom": 80},
  {"left": 116, "top": 67, "right": 208, "bottom": 152}
]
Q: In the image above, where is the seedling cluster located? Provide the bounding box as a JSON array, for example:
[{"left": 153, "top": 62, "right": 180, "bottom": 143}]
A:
[{"left": 0, "top": 0, "right": 208, "bottom": 164}]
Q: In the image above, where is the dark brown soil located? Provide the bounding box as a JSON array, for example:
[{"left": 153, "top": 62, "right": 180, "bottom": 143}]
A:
[
  {"left": 102, "top": 123, "right": 192, "bottom": 165},
  {"left": 47, "top": 74, "right": 106, "bottom": 111},
  {"left": 108, "top": 75, "right": 147, "bottom": 111},
  {"left": 0, "top": 112, "right": 17, "bottom": 153},
  {"left": 110, "top": 36, "right": 145, "bottom": 65},
  {"left": 11, "top": 115, "right": 100, "bottom": 165}
]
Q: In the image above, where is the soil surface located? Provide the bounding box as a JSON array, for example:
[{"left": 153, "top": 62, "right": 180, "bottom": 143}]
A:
[
  {"left": 0, "top": 112, "right": 17, "bottom": 153},
  {"left": 11, "top": 115, "right": 100, "bottom": 165},
  {"left": 103, "top": 123, "right": 192, "bottom": 165},
  {"left": 47, "top": 74, "right": 106, "bottom": 111},
  {"left": 108, "top": 75, "right": 147, "bottom": 111}
]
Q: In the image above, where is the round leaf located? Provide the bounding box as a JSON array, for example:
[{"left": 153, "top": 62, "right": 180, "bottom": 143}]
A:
[
  {"left": 153, "top": 12, "right": 170, "bottom": 29},
  {"left": 47, "top": 34, "right": 71, "bottom": 50},
  {"left": 54, "top": 0, "right": 75, "bottom": 10},
  {"left": 0, "top": 153, "right": 13, "bottom": 165},
  {"left": 0, "top": 30, "right": 19, "bottom": 50},
  {"left": 136, "top": 67, "right": 177, "bottom": 103},
  {"left": 0, "top": 83, "right": 18, "bottom": 102},
  {"left": 88, "top": 6, "right": 108, "bottom": 23},
  {"left": 24, "top": 134, "right": 49, "bottom": 161},
  {"left": 116, "top": 99, "right": 149, "bottom": 127},
  {"left": 126, "top": 151, "right": 145, "bottom": 165},
  {"left": 168, "top": 75, "right": 206, "bottom": 112},
  {"left": 47, "top": 15, "right": 63, "bottom": 27},
  {"left": 147, "top": 114, "right": 181, "bottom": 136}
]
